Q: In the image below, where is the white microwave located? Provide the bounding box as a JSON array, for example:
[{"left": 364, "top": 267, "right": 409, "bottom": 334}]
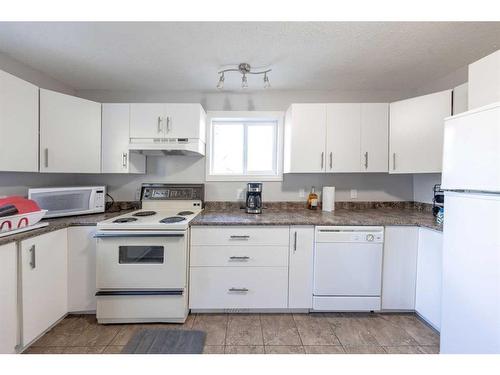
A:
[{"left": 28, "top": 186, "right": 106, "bottom": 218}]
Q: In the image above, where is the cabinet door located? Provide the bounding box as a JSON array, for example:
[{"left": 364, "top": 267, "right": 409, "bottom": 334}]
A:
[
  {"left": 0, "top": 69, "right": 39, "bottom": 172},
  {"left": 382, "top": 226, "right": 418, "bottom": 310},
  {"left": 68, "top": 227, "right": 97, "bottom": 313},
  {"left": 0, "top": 243, "right": 18, "bottom": 353},
  {"left": 361, "top": 103, "right": 389, "bottom": 172},
  {"left": 326, "top": 103, "right": 361, "bottom": 172},
  {"left": 40, "top": 89, "right": 101, "bottom": 173},
  {"left": 129, "top": 103, "right": 166, "bottom": 139},
  {"left": 468, "top": 49, "right": 500, "bottom": 110},
  {"left": 21, "top": 229, "right": 68, "bottom": 346},
  {"left": 284, "top": 104, "right": 327, "bottom": 173},
  {"left": 389, "top": 90, "right": 452, "bottom": 173},
  {"left": 165, "top": 104, "right": 206, "bottom": 141},
  {"left": 416, "top": 228, "right": 442, "bottom": 331},
  {"left": 288, "top": 226, "right": 314, "bottom": 309},
  {"left": 102, "top": 103, "right": 145, "bottom": 174}
]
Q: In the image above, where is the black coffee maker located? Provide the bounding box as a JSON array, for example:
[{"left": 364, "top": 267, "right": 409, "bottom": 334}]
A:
[{"left": 246, "top": 182, "right": 262, "bottom": 214}]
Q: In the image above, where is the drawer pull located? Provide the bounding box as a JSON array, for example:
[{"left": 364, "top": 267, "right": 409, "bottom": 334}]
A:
[
  {"left": 229, "top": 256, "right": 250, "bottom": 261},
  {"left": 229, "top": 235, "right": 250, "bottom": 240},
  {"left": 228, "top": 287, "right": 249, "bottom": 293}
]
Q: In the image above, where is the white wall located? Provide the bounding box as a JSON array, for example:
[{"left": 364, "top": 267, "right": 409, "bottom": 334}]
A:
[{"left": 413, "top": 174, "right": 442, "bottom": 204}]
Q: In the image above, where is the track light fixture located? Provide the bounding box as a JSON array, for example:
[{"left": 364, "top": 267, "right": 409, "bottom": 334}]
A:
[{"left": 216, "top": 63, "right": 271, "bottom": 90}]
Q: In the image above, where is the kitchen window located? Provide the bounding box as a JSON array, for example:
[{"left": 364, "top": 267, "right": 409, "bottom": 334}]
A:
[{"left": 206, "top": 112, "right": 284, "bottom": 181}]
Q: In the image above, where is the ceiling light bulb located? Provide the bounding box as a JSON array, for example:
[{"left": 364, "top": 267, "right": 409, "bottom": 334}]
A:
[
  {"left": 263, "top": 73, "right": 271, "bottom": 89},
  {"left": 216, "top": 73, "right": 224, "bottom": 90},
  {"left": 241, "top": 74, "right": 248, "bottom": 89}
]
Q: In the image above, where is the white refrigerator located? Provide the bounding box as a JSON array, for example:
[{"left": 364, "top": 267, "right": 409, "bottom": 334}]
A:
[{"left": 440, "top": 102, "right": 500, "bottom": 354}]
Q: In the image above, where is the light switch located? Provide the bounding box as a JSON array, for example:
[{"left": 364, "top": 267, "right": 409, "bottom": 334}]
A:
[{"left": 350, "top": 189, "right": 358, "bottom": 199}]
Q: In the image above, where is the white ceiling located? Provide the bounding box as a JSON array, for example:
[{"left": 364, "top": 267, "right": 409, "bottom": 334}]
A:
[{"left": 0, "top": 22, "right": 499, "bottom": 92}]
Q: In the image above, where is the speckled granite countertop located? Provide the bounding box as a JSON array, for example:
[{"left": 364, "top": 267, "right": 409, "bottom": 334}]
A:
[
  {"left": 0, "top": 210, "right": 133, "bottom": 247},
  {"left": 191, "top": 206, "right": 442, "bottom": 232}
]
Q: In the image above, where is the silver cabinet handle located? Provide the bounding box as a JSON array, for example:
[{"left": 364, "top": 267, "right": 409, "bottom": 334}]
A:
[
  {"left": 392, "top": 153, "right": 396, "bottom": 170},
  {"left": 44, "top": 148, "right": 49, "bottom": 168},
  {"left": 122, "top": 152, "right": 128, "bottom": 168},
  {"left": 157, "top": 116, "right": 162, "bottom": 133},
  {"left": 293, "top": 231, "right": 298, "bottom": 253},
  {"left": 29, "top": 245, "right": 36, "bottom": 269},
  {"left": 329, "top": 152, "right": 333, "bottom": 170},
  {"left": 321, "top": 152, "right": 324, "bottom": 169},
  {"left": 228, "top": 288, "right": 249, "bottom": 293},
  {"left": 230, "top": 235, "right": 250, "bottom": 240},
  {"left": 229, "top": 256, "right": 250, "bottom": 261},
  {"left": 166, "top": 117, "right": 171, "bottom": 132},
  {"left": 364, "top": 152, "right": 368, "bottom": 169}
]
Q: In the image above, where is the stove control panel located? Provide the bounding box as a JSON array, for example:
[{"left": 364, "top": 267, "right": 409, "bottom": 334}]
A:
[{"left": 141, "top": 184, "right": 204, "bottom": 202}]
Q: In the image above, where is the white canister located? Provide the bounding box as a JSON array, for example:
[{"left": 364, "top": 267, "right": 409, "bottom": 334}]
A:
[{"left": 322, "top": 186, "right": 335, "bottom": 212}]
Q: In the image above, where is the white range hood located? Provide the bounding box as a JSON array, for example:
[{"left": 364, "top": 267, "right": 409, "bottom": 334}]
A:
[{"left": 128, "top": 138, "right": 205, "bottom": 156}]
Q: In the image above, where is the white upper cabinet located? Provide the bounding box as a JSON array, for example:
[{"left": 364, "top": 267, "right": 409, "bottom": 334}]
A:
[
  {"left": 40, "top": 89, "right": 101, "bottom": 173},
  {"left": 326, "top": 103, "right": 361, "bottom": 172},
  {"left": 360, "top": 103, "right": 389, "bottom": 172},
  {"left": 130, "top": 103, "right": 206, "bottom": 141},
  {"left": 102, "top": 103, "right": 145, "bottom": 174},
  {"left": 0, "top": 69, "right": 39, "bottom": 172},
  {"left": 285, "top": 103, "right": 388, "bottom": 173},
  {"left": 389, "top": 90, "right": 452, "bottom": 174},
  {"left": 284, "top": 104, "right": 327, "bottom": 173},
  {"left": 468, "top": 49, "right": 500, "bottom": 110}
]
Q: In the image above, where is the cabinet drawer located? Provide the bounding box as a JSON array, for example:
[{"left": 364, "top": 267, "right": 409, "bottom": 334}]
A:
[
  {"left": 190, "top": 245, "right": 288, "bottom": 267},
  {"left": 189, "top": 267, "right": 288, "bottom": 309},
  {"left": 191, "top": 226, "right": 289, "bottom": 246}
]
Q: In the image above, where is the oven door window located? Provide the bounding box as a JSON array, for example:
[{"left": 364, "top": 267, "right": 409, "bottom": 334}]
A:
[{"left": 119, "top": 246, "right": 164, "bottom": 264}]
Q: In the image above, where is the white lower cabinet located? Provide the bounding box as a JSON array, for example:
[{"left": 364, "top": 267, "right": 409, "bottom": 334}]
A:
[
  {"left": 20, "top": 229, "right": 68, "bottom": 347},
  {"left": 189, "top": 226, "right": 290, "bottom": 310},
  {"left": 0, "top": 243, "right": 18, "bottom": 353},
  {"left": 288, "top": 226, "right": 314, "bottom": 309},
  {"left": 381, "top": 226, "right": 419, "bottom": 310},
  {"left": 67, "top": 227, "right": 97, "bottom": 313},
  {"left": 415, "top": 228, "right": 443, "bottom": 331}
]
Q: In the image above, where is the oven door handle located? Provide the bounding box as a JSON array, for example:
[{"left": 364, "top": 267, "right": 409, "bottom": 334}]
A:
[
  {"left": 95, "top": 290, "right": 184, "bottom": 296},
  {"left": 94, "top": 232, "right": 185, "bottom": 238}
]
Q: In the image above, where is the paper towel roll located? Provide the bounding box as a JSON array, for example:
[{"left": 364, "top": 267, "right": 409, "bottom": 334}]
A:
[{"left": 322, "top": 186, "right": 335, "bottom": 212}]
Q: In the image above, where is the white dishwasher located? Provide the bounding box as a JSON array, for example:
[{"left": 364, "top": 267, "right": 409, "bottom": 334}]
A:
[{"left": 313, "top": 226, "right": 384, "bottom": 312}]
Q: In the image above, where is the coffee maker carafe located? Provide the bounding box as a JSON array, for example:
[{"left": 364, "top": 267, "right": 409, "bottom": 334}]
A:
[{"left": 246, "top": 182, "right": 262, "bottom": 214}]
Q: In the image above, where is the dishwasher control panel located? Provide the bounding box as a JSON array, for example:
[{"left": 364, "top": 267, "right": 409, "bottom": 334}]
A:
[{"left": 315, "top": 226, "right": 384, "bottom": 243}]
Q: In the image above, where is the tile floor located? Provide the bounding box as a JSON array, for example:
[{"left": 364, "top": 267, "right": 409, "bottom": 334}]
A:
[{"left": 23, "top": 312, "right": 439, "bottom": 354}]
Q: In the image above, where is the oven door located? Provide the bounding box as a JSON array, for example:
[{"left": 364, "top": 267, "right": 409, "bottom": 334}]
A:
[{"left": 95, "top": 231, "right": 187, "bottom": 290}]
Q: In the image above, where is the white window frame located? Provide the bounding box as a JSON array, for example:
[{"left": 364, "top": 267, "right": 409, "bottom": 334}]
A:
[{"left": 206, "top": 111, "right": 284, "bottom": 182}]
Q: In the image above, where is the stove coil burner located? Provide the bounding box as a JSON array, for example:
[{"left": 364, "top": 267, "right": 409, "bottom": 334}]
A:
[
  {"left": 133, "top": 211, "right": 157, "bottom": 217},
  {"left": 160, "top": 216, "right": 187, "bottom": 224},
  {"left": 177, "top": 211, "right": 194, "bottom": 216},
  {"left": 113, "top": 217, "right": 138, "bottom": 223}
]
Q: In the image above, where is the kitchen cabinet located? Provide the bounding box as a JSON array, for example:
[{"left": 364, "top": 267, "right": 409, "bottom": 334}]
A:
[
  {"left": 415, "top": 228, "right": 442, "bottom": 331},
  {"left": 453, "top": 83, "right": 468, "bottom": 115},
  {"left": 130, "top": 103, "right": 206, "bottom": 141},
  {"left": 0, "top": 243, "right": 18, "bottom": 354},
  {"left": 360, "top": 103, "right": 389, "bottom": 172},
  {"left": 389, "top": 90, "right": 452, "bottom": 174},
  {"left": 67, "top": 226, "right": 97, "bottom": 313},
  {"left": 0, "top": 69, "right": 39, "bottom": 172},
  {"left": 468, "top": 49, "right": 500, "bottom": 110},
  {"left": 284, "top": 104, "right": 327, "bottom": 173},
  {"left": 39, "top": 89, "right": 101, "bottom": 173},
  {"left": 20, "top": 229, "right": 68, "bottom": 346},
  {"left": 102, "top": 103, "right": 146, "bottom": 174},
  {"left": 189, "top": 226, "right": 289, "bottom": 310},
  {"left": 381, "top": 226, "right": 419, "bottom": 310},
  {"left": 288, "top": 226, "right": 314, "bottom": 309},
  {"left": 284, "top": 103, "right": 388, "bottom": 173},
  {"left": 326, "top": 103, "right": 361, "bottom": 172}
]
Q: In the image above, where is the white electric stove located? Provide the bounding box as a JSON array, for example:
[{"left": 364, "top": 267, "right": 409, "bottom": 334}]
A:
[{"left": 95, "top": 183, "right": 204, "bottom": 324}]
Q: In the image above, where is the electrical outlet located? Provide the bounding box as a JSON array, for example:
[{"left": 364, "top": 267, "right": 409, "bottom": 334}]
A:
[
  {"left": 299, "top": 189, "right": 305, "bottom": 198},
  {"left": 236, "top": 188, "right": 244, "bottom": 200},
  {"left": 350, "top": 189, "right": 358, "bottom": 199}
]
